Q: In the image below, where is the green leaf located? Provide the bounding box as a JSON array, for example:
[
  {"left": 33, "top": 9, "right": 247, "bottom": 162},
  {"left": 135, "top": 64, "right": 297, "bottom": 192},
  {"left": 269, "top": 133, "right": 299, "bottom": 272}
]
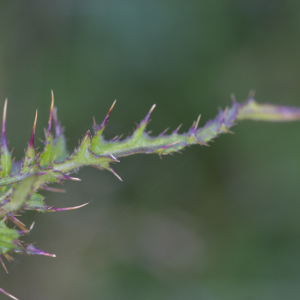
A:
[
  {"left": 25, "top": 192, "right": 47, "bottom": 212},
  {"left": 2, "top": 175, "right": 38, "bottom": 213},
  {"left": 0, "top": 220, "right": 20, "bottom": 254}
]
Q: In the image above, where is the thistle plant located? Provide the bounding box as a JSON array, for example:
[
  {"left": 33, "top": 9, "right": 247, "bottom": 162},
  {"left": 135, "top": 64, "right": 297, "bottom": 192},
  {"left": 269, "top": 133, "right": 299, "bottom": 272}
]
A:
[{"left": 0, "top": 92, "right": 300, "bottom": 299}]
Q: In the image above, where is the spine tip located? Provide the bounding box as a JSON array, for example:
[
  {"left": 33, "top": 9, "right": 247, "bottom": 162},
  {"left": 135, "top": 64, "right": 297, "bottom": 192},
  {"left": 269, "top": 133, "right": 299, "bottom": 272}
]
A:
[
  {"left": 47, "top": 90, "right": 55, "bottom": 134},
  {"left": 0, "top": 255, "right": 8, "bottom": 274},
  {"left": 1, "top": 99, "right": 8, "bottom": 150},
  {"left": 29, "top": 110, "right": 38, "bottom": 148},
  {"left": 194, "top": 114, "right": 201, "bottom": 132},
  {"left": 0, "top": 287, "right": 19, "bottom": 300},
  {"left": 51, "top": 202, "right": 89, "bottom": 211},
  {"left": 230, "top": 93, "right": 237, "bottom": 103},
  {"left": 109, "top": 167, "right": 122, "bottom": 181},
  {"left": 173, "top": 123, "right": 182, "bottom": 134},
  {"left": 94, "top": 100, "right": 117, "bottom": 132},
  {"left": 159, "top": 127, "right": 169, "bottom": 137},
  {"left": 144, "top": 104, "right": 156, "bottom": 123},
  {"left": 139, "top": 104, "right": 156, "bottom": 128}
]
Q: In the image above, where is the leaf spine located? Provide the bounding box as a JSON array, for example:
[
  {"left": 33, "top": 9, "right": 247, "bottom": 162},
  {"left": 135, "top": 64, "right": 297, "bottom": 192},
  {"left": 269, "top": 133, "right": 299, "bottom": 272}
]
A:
[
  {"left": 29, "top": 110, "right": 38, "bottom": 149},
  {"left": 1, "top": 99, "right": 7, "bottom": 151},
  {"left": 47, "top": 90, "right": 54, "bottom": 136}
]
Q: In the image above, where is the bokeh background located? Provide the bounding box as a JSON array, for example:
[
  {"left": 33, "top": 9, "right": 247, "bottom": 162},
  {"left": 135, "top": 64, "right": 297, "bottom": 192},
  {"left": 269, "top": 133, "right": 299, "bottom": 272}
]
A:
[{"left": 1, "top": 1, "right": 300, "bottom": 299}]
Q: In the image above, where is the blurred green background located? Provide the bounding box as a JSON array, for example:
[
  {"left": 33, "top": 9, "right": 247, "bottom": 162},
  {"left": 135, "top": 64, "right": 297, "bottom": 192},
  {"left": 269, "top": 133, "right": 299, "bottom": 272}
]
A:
[{"left": 1, "top": 1, "right": 300, "bottom": 299}]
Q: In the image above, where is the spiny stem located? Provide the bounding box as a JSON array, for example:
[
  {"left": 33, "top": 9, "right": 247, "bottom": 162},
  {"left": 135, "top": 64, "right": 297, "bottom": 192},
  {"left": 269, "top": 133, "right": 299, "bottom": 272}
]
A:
[{"left": 0, "top": 92, "right": 299, "bottom": 299}]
